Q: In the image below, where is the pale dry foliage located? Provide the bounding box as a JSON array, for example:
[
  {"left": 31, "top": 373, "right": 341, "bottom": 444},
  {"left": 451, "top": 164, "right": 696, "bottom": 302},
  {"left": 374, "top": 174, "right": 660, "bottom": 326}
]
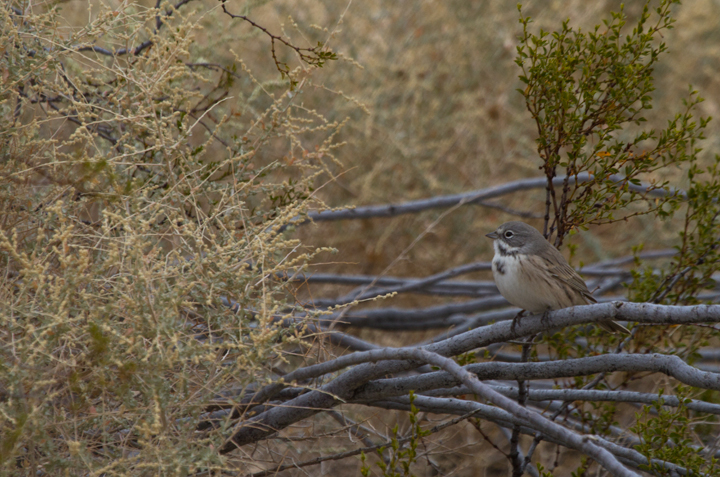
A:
[{"left": 1, "top": 0, "right": 345, "bottom": 474}]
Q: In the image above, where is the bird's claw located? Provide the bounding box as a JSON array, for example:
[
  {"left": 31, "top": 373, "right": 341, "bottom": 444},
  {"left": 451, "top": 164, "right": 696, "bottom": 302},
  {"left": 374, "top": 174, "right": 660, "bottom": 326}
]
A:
[
  {"left": 541, "top": 310, "right": 550, "bottom": 327},
  {"left": 511, "top": 310, "right": 525, "bottom": 334}
]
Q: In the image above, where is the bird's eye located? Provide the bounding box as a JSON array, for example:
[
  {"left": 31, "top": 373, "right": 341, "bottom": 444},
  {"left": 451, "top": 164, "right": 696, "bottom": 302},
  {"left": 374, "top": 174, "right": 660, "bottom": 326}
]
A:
[{"left": 504, "top": 231, "right": 514, "bottom": 238}]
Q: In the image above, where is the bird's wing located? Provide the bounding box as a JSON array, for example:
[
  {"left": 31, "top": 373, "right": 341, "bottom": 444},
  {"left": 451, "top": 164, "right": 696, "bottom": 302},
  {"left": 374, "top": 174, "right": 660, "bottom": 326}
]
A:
[{"left": 543, "top": 254, "right": 597, "bottom": 304}]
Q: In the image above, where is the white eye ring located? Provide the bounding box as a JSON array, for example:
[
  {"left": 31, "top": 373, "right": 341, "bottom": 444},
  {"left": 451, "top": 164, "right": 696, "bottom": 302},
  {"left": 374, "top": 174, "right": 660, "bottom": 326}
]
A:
[{"left": 504, "top": 231, "right": 514, "bottom": 238}]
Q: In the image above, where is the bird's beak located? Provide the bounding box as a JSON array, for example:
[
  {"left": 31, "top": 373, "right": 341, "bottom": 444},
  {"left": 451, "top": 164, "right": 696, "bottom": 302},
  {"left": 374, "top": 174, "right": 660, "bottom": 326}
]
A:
[{"left": 485, "top": 231, "right": 499, "bottom": 240}]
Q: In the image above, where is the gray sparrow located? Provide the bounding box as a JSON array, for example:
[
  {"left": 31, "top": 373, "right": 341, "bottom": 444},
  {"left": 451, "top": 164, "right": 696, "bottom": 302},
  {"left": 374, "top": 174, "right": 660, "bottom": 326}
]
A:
[{"left": 486, "top": 221, "right": 630, "bottom": 335}]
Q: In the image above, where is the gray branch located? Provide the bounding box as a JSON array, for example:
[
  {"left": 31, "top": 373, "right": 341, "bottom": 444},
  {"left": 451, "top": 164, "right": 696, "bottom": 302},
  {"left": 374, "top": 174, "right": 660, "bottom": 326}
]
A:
[
  {"left": 348, "top": 349, "right": 638, "bottom": 474},
  {"left": 223, "top": 348, "right": 638, "bottom": 473},
  {"left": 352, "top": 354, "right": 720, "bottom": 402},
  {"left": 289, "top": 253, "right": 712, "bottom": 326},
  {"left": 325, "top": 297, "right": 720, "bottom": 331},
  {"left": 419, "top": 385, "right": 720, "bottom": 415},
  {"left": 318, "top": 296, "right": 510, "bottom": 329},
  {"left": 370, "top": 395, "right": 700, "bottom": 476},
  {"left": 299, "top": 261, "right": 494, "bottom": 307},
  {"left": 218, "top": 302, "right": 720, "bottom": 454},
  {"left": 303, "top": 173, "right": 681, "bottom": 222},
  {"left": 291, "top": 249, "right": 678, "bottom": 303}
]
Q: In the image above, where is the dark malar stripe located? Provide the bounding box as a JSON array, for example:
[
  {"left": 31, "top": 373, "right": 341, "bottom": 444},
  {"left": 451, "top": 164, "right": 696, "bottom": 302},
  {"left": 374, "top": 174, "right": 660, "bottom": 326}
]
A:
[{"left": 497, "top": 243, "right": 520, "bottom": 257}]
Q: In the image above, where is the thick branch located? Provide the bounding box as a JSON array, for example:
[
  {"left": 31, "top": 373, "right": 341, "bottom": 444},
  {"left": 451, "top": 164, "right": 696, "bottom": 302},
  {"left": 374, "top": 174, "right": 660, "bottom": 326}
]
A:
[
  {"left": 304, "top": 173, "right": 683, "bottom": 222},
  {"left": 353, "top": 355, "right": 720, "bottom": 402},
  {"left": 219, "top": 303, "right": 720, "bottom": 452},
  {"left": 232, "top": 347, "right": 636, "bottom": 475},
  {"left": 371, "top": 395, "right": 698, "bottom": 476},
  {"left": 423, "top": 385, "right": 720, "bottom": 415}
]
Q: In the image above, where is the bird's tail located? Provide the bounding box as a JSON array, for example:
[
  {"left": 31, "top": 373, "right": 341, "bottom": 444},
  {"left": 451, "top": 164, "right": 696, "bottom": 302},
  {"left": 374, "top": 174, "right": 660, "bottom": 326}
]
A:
[{"left": 598, "top": 320, "right": 631, "bottom": 335}]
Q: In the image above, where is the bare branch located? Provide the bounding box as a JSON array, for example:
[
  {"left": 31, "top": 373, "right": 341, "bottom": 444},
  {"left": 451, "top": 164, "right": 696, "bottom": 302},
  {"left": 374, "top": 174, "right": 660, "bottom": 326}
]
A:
[
  {"left": 510, "top": 335, "right": 535, "bottom": 476},
  {"left": 219, "top": 0, "right": 335, "bottom": 80},
  {"left": 218, "top": 302, "right": 720, "bottom": 453},
  {"left": 226, "top": 347, "right": 637, "bottom": 475},
  {"left": 246, "top": 409, "right": 482, "bottom": 477},
  {"left": 75, "top": 0, "right": 196, "bottom": 56},
  {"left": 290, "top": 248, "right": 678, "bottom": 300},
  {"left": 317, "top": 296, "right": 510, "bottom": 330},
  {"left": 422, "top": 385, "right": 720, "bottom": 415},
  {"left": 303, "top": 173, "right": 684, "bottom": 223},
  {"left": 353, "top": 353, "right": 720, "bottom": 402},
  {"left": 297, "top": 261, "right": 494, "bottom": 307},
  {"left": 371, "top": 395, "right": 701, "bottom": 476}
]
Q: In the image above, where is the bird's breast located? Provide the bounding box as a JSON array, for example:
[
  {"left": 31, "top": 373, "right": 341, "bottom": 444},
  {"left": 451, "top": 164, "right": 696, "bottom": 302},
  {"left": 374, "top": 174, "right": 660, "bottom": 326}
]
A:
[
  {"left": 492, "top": 254, "right": 531, "bottom": 307},
  {"left": 491, "top": 252, "right": 575, "bottom": 313}
]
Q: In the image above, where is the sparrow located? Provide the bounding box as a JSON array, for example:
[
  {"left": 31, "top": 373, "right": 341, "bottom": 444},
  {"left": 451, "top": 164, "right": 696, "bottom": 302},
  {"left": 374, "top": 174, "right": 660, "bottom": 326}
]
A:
[{"left": 486, "top": 221, "right": 630, "bottom": 334}]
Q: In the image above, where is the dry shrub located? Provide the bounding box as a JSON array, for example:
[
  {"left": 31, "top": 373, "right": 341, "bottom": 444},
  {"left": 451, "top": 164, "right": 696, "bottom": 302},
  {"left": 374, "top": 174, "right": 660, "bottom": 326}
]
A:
[{"left": 0, "top": 0, "right": 344, "bottom": 473}]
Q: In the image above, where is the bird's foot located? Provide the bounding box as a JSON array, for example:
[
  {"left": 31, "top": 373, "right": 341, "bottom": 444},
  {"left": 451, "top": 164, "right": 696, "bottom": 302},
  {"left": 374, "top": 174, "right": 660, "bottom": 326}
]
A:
[
  {"left": 511, "top": 310, "right": 525, "bottom": 334},
  {"left": 540, "top": 310, "right": 551, "bottom": 328}
]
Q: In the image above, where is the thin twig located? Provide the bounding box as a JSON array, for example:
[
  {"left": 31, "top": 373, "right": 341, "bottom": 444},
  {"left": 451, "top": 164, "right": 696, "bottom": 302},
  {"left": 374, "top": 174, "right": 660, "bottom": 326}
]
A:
[
  {"left": 299, "top": 172, "right": 683, "bottom": 223},
  {"left": 247, "top": 409, "right": 483, "bottom": 477},
  {"left": 511, "top": 334, "right": 535, "bottom": 476}
]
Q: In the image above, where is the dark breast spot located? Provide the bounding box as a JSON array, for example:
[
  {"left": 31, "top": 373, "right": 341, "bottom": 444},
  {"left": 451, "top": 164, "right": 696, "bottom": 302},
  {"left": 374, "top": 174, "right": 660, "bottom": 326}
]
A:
[{"left": 493, "top": 260, "right": 505, "bottom": 275}]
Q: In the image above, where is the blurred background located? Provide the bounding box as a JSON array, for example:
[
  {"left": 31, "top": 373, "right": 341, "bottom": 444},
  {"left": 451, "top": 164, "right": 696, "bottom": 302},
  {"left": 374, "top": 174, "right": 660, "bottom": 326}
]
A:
[{"left": 56, "top": 0, "right": 720, "bottom": 284}]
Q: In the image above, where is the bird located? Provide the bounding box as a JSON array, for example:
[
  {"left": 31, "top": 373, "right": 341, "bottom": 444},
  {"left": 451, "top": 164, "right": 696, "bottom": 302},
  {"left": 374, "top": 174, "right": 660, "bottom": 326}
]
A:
[{"left": 485, "top": 221, "right": 630, "bottom": 335}]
